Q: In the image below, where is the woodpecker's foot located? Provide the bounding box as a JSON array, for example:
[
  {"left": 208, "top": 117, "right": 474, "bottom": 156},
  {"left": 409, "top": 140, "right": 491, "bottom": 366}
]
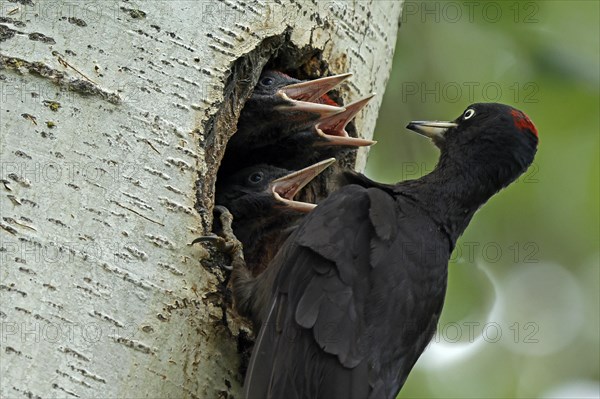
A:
[{"left": 192, "top": 206, "right": 245, "bottom": 271}]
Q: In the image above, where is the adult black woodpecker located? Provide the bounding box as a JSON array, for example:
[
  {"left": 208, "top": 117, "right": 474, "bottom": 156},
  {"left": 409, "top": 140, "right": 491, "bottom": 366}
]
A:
[
  {"left": 238, "top": 103, "right": 538, "bottom": 398},
  {"left": 230, "top": 95, "right": 377, "bottom": 171},
  {"left": 202, "top": 158, "right": 335, "bottom": 327},
  {"left": 227, "top": 70, "right": 351, "bottom": 154}
]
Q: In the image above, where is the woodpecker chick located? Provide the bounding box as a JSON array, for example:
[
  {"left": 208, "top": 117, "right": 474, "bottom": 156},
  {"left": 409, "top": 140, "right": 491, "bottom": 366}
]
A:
[
  {"left": 226, "top": 95, "right": 377, "bottom": 171},
  {"left": 224, "top": 71, "right": 349, "bottom": 164},
  {"left": 201, "top": 159, "right": 335, "bottom": 328}
]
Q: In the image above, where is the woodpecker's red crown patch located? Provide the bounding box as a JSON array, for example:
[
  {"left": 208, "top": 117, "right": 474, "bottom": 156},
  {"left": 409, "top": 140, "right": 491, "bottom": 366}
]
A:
[{"left": 510, "top": 109, "right": 538, "bottom": 138}]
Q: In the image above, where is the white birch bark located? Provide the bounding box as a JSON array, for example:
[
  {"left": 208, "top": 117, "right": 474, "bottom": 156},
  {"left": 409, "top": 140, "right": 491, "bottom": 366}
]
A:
[{"left": 0, "top": 0, "right": 402, "bottom": 397}]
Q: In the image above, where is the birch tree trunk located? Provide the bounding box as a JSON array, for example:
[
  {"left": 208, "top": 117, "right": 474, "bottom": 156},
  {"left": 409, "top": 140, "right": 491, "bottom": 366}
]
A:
[{"left": 0, "top": 1, "right": 402, "bottom": 397}]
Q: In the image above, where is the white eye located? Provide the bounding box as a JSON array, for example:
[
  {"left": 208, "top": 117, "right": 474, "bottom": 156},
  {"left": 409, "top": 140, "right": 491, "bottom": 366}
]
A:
[{"left": 464, "top": 109, "right": 476, "bottom": 119}]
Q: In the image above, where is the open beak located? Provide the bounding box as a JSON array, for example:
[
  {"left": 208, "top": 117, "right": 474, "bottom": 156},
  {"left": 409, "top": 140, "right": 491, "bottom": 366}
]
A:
[
  {"left": 275, "top": 73, "right": 351, "bottom": 117},
  {"left": 313, "top": 94, "right": 377, "bottom": 147},
  {"left": 406, "top": 121, "right": 458, "bottom": 140},
  {"left": 269, "top": 158, "right": 336, "bottom": 212},
  {"left": 279, "top": 73, "right": 352, "bottom": 102},
  {"left": 275, "top": 99, "right": 345, "bottom": 118}
]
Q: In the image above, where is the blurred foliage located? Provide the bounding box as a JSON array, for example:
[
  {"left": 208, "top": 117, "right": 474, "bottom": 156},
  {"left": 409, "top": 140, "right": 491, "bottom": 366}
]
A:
[{"left": 364, "top": 1, "right": 600, "bottom": 397}]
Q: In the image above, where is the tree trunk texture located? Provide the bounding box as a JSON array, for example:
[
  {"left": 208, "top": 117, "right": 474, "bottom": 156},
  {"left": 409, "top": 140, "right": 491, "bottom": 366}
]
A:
[{"left": 0, "top": 1, "right": 402, "bottom": 397}]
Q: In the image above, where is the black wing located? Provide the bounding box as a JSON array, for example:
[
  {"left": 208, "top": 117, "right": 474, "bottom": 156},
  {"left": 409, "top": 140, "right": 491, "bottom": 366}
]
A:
[{"left": 244, "top": 184, "right": 448, "bottom": 399}]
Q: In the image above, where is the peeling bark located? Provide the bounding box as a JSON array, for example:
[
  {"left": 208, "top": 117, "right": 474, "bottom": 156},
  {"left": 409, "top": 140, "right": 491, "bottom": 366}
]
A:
[{"left": 0, "top": 1, "right": 402, "bottom": 397}]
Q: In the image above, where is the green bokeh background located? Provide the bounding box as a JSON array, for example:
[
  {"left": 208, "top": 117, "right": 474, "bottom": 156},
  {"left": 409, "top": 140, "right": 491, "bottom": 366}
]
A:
[{"left": 365, "top": 1, "right": 600, "bottom": 397}]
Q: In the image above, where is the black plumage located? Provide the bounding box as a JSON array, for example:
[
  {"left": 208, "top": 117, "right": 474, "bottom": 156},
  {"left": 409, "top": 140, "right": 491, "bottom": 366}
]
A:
[
  {"left": 213, "top": 159, "right": 335, "bottom": 327},
  {"left": 243, "top": 103, "right": 538, "bottom": 398},
  {"left": 227, "top": 70, "right": 349, "bottom": 155}
]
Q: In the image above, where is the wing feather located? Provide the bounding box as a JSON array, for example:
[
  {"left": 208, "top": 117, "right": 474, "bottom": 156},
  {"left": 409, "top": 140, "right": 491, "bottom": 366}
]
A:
[{"left": 244, "top": 184, "right": 446, "bottom": 398}]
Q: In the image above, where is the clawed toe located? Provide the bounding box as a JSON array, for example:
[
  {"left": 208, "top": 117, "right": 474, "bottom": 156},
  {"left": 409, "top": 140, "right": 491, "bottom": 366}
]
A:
[
  {"left": 191, "top": 206, "right": 245, "bottom": 271},
  {"left": 192, "top": 234, "right": 221, "bottom": 246},
  {"left": 191, "top": 235, "right": 233, "bottom": 252}
]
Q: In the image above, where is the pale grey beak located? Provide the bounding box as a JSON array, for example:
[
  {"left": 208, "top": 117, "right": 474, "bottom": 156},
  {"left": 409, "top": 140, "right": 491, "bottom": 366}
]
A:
[{"left": 406, "top": 121, "right": 458, "bottom": 140}]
